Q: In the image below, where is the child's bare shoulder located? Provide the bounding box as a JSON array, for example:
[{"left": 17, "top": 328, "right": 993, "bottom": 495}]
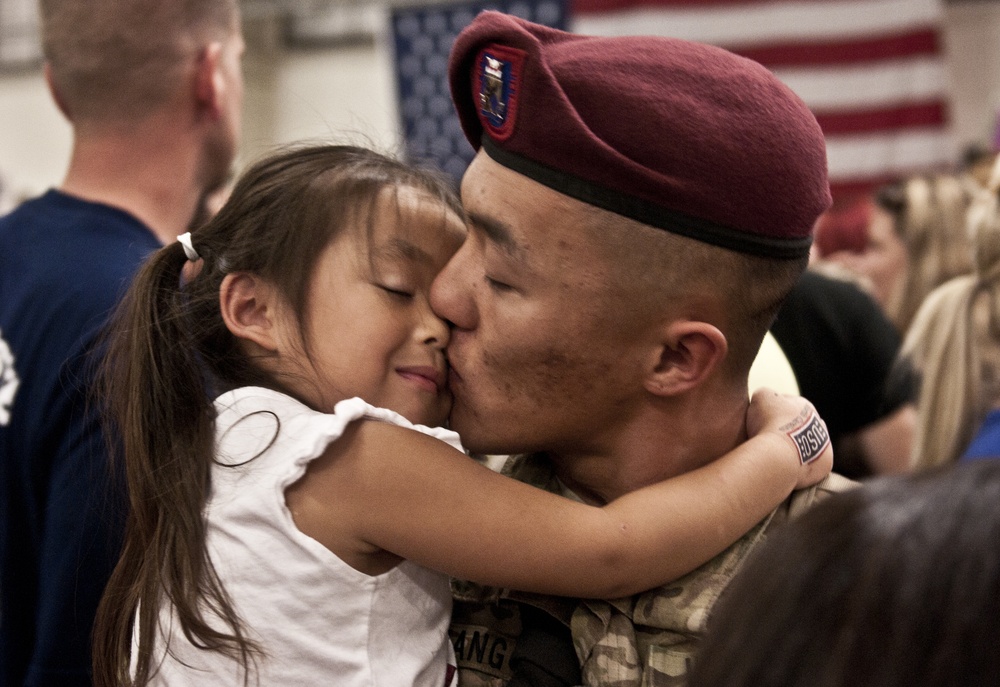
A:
[{"left": 321, "top": 418, "right": 465, "bottom": 474}]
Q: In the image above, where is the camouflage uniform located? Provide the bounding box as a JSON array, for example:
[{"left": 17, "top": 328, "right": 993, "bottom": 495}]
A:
[{"left": 450, "top": 454, "right": 854, "bottom": 687}]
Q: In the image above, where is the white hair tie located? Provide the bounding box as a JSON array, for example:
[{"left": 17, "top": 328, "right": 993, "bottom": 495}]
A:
[{"left": 177, "top": 232, "right": 200, "bottom": 261}]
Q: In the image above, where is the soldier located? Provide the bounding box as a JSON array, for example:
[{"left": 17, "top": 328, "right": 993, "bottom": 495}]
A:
[{"left": 431, "top": 12, "right": 853, "bottom": 686}]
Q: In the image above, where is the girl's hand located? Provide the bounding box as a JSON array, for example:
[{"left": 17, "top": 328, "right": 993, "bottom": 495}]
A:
[{"left": 747, "top": 388, "right": 833, "bottom": 489}]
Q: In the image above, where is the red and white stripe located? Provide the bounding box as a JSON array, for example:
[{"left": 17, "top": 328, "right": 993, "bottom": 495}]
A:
[{"left": 570, "top": 0, "right": 954, "bottom": 202}]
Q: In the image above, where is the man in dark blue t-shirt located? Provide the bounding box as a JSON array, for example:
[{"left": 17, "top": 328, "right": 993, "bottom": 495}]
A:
[
  {"left": 0, "top": 2, "right": 244, "bottom": 684},
  {"left": 0, "top": 195, "right": 160, "bottom": 686}
]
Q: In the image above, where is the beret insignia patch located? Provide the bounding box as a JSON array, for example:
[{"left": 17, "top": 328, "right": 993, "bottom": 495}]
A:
[{"left": 475, "top": 45, "right": 525, "bottom": 142}]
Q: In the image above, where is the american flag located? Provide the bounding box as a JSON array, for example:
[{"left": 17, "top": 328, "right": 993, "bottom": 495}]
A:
[
  {"left": 393, "top": 0, "right": 953, "bottom": 202},
  {"left": 392, "top": 1, "right": 568, "bottom": 184}
]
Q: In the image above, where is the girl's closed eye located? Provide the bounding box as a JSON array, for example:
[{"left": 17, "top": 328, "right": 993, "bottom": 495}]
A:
[
  {"left": 372, "top": 266, "right": 416, "bottom": 299},
  {"left": 378, "top": 283, "right": 414, "bottom": 299}
]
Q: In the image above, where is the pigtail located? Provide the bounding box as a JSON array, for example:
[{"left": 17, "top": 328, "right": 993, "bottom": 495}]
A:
[{"left": 92, "top": 242, "right": 256, "bottom": 686}]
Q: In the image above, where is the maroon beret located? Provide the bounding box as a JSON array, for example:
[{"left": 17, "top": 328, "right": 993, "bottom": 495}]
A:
[{"left": 448, "top": 11, "right": 831, "bottom": 259}]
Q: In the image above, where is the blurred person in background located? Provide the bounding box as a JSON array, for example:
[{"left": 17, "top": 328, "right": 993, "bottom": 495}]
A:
[
  {"left": 0, "top": 1, "right": 243, "bottom": 685},
  {"left": 902, "top": 156, "right": 1000, "bottom": 469},
  {"left": 960, "top": 144, "right": 997, "bottom": 190},
  {"left": 813, "top": 174, "right": 975, "bottom": 337}
]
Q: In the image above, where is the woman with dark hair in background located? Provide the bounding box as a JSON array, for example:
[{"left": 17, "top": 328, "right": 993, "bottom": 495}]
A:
[{"left": 687, "top": 460, "right": 1000, "bottom": 687}]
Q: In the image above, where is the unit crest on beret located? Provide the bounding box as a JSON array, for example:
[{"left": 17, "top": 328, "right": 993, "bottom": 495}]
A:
[{"left": 475, "top": 45, "right": 524, "bottom": 142}]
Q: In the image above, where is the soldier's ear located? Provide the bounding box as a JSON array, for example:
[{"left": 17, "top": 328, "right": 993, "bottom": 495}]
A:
[{"left": 643, "top": 320, "right": 727, "bottom": 396}]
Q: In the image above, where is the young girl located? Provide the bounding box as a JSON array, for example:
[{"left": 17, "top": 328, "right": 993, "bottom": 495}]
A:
[{"left": 92, "top": 145, "right": 830, "bottom": 686}]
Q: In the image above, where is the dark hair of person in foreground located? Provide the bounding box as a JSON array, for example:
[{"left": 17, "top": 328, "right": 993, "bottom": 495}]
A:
[{"left": 688, "top": 459, "right": 1000, "bottom": 687}]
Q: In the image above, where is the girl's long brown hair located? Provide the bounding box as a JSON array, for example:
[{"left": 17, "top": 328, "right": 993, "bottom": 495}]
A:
[{"left": 91, "top": 144, "right": 462, "bottom": 686}]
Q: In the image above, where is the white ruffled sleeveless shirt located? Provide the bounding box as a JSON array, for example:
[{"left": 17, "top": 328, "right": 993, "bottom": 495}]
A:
[{"left": 138, "top": 386, "right": 462, "bottom": 686}]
